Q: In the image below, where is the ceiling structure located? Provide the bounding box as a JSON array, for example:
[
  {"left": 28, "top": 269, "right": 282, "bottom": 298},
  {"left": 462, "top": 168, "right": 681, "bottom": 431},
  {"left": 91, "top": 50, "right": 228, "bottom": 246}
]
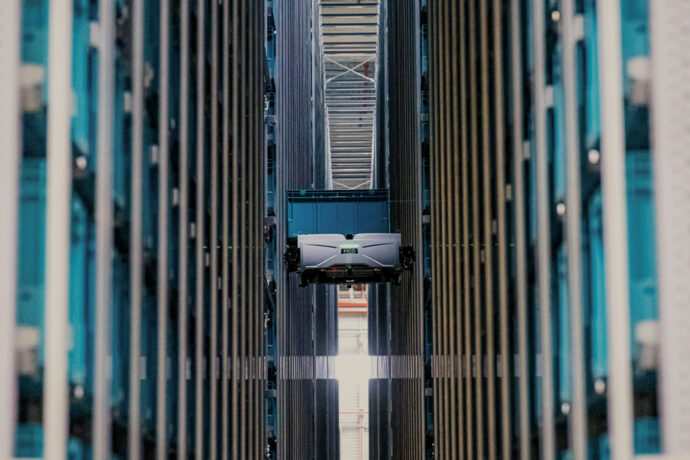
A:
[{"left": 319, "top": 0, "right": 381, "bottom": 190}]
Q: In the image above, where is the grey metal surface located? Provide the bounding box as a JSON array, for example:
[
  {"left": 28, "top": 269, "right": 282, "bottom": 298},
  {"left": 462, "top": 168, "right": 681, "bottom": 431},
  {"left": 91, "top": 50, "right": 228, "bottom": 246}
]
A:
[
  {"left": 246, "top": 2, "right": 256, "bottom": 458},
  {"left": 238, "top": 0, "right": 248, "bottom": 456},
  {"left": 0, "top": 0, "right": 20, "bottom": 454},
  {"left": 194, "top": 0, "right": 206, "bottom": 458},
  {"left": 129, "top": 0, "right": 144, "bottom": 457},
  {"left": 531, "top": 0, "right": 556, "bottom": 455},
  {"left": 561, "top": 1, "right": 588, "bottom": 459},
  {"left": 459, "top": 2, "right": 474, "bottom": 455},
  {"left": 651, "top": 1, "right": 690, "bottom": 453},
  {"left": 224, "top": 0, "right": 232, "bottom": 456},
  {"left": 178, "top": 0, "right": 191, "bottom": 457},
  {"left": 449, "top": 0, "right": 464, "bottom": 456},
  {"left": 469, "top": 0, "right": 484, "bottom": 456},
  {"left": 509, "top": 0, "right": 531, "bottom": 457},
  {"left": 479, "top": 1, "right": 496, "bottom": 456},
  {"left": 596, "top": 0, "right": 634, "bottom": 457},
  {"left": 492, "top": 0, "right": 511, "bottom": 457},
  {"left": 95, "top": 0, "right": 115, "bottom": 457},
  {"left": 298, "top": 233, "right": 401, "bottom": 270},
  {"left": 44, "top": 2, "right": 73, "bottom": 459},
  {"left": 209, "top": 0, "right": 219, "bottom": 455},
  {"left": 156, "top": 1, "right": 170, "bottom": 458}
]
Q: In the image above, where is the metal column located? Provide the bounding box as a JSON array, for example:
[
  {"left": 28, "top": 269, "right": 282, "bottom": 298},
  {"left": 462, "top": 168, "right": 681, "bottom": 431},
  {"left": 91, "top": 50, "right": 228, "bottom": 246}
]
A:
[
  {"left": 561, "top": 1, "right": 588, "bottom": 459},
  {"left": 194, "top": 0, "right": 207, "bottom": 457},
  {"left": 530, "top": 0, "right": 556, "bottom": 456},
  {"left": 129, "top": 0, "right": 145, "bottom": 457},
  {"left": 44, "top": 2, "right": 74, "bottom": 459},
  {"left": 94, "top": 0, "right": 115, "bottom": 456},
  {"left": 479, "top": 1, "right": 497, "bottom": 456},
  {"left": 651, "top": 0, "right": 690, "bottom": 455},
  {"left": 492, "top": 0, "right": 512, "bottom": 457},
  {"left": 0, "top": 0, "right": 21, "bottom": 455},
  {"left": 209, "top": 0, "right": 220, "bottom": 455},
  {"left": 178, "top": 0, "right": 191, "bottom": 457},
  {"left": 509, "top": 0, "right": 531, "bottom": 457},
  {"left": 156, "top": 0, "right": 171, "bottom": 458},
  {"left": 596, "top": 0, "right": 634, "bottom": 458},
  {"left": 459, "top": 1, "right": 474, "bottom": 456}
]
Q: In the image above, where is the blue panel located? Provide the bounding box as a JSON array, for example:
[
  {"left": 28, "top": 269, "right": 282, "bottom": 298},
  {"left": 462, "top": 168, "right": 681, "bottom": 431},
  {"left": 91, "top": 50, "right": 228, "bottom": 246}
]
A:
[
  {"left": 287, "top": 189, "right": 390, "bottom": 237},
  {"left": 626, "top": 151, "right": 657, "bottom": 350},
  {"left": 586, "top": 189, "right": 608, "bottom": 381},
  {"left": 633, "top": 418, "right": 661, "bottom": 455},
  {"left": 68, "top": 195, "right": 92, "bottom": 387},
  {"left": 15, "top": 424, "right": 43, "bottom": 457},
  {"left": 556, "top": 245, "right": 572, "bottom": 404}
]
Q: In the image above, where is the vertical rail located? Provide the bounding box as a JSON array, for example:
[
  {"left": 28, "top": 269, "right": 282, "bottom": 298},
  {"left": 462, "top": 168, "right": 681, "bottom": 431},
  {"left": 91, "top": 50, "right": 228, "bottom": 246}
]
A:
[
  {"left": 428, "top": 1, "right": 440, "bottom": 457},
  {"left": 221, "top": 0, "right": 231, "bottom": 456},
  {"left": 438, "top": 0, "right": 450, "bottom": 456},
  {"left": 492, "top": 0, "right": 512, "bottom": 457},
  {"left": 0, "top": 0, "right": 21, "bottom": 455},
  {"left": 414, "top": 2, "right": 426, "bottom": 456},
  {"left": 44, "top": 2, "right": 73, "bottom": 460},
  {"left": 561, "top": 1, "right": 587, "bottom": 459},
  {"left": 254, "top": 2, "right": 264, "bottom": 457},
  {"left": 596, "top": 1, "right": 634, "bottom": 458},
  {"left": 94, "top": 0, "right": 115, "bottom": 456},
  {"left": 651, "top": 0, "right": 690, "bottom": 454},
  {"left": 459, "top": 0, "right": 474, "bottom": 456},
  {"left": 509, "top": 0, "right": 531, "bottom": 457},
  {"left": 479, "top": 0, "right": 497, "bottom": 457},
  {"left": 195, "top": 0, "right": 207, "bottom": 458},
  {"left": 230, "top": 0, "right": 240, "bottom": 457},
  {"left": 443, "top": 0, "right": 458, "bottom": 454},
  {"left": 468, "top": 0, "right": 484, "bottom": 456},
  {"left": 239, "top": 0, "right": 250, "bottom": 456},
  {"left": 157, "top": 0, "right": 171, "bottom": 457},
  {"left": 275, "top": 2, "right": 285, "bottom": 454},
  {"left": 178, "top": 0, "right": 191, "bottom": 457},
  {"left": 129, "top": 0, "right": 145, "bottom": 457},
  {"left": 247, "top": 1, "right": 256, "bottom": 457},
  {"left": 531, "top": 0, "right": 556, "bottom": 456},
  {"left": 209, "top": 0, "right": 220, "bottom": 455},
  {"left": 253, "top": 2, "right": 266, "bottom": 460},
  {"left": 449, "top": 0, "right": 465, "bottom": 456}
]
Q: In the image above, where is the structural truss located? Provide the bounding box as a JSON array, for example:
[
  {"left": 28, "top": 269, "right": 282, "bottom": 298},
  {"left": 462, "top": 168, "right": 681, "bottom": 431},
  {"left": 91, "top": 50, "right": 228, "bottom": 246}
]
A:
[{"left": 319, "top": 0, "right": 381, "bottom": 190}]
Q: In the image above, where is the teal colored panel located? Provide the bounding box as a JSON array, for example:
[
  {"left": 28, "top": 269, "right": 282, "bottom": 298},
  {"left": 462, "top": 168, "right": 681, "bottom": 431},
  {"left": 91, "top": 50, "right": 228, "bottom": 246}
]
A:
[{"left": 287, "top": 189, "right": 390, "bottom": 237}]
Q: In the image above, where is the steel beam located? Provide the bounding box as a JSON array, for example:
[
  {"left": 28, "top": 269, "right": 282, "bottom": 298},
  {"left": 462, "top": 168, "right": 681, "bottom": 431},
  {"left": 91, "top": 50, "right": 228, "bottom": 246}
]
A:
[
  {"left": 129, "top": 0, "right": 145, "bottom": 457},
  {"left": 531, "top": 0, "right": 556, "bottom": 456},
  {"left": 561, "top": 2, "right": 587, "bottom": 459},
  {"left": 194, "top": 0, "right": 207, "bottom": 457},
  {"left": 95, "top": 0, "right": 115, "bottom": 457},
  {"left": 209, "top": 0, "right": 220, "bottom": 454},
  {"left": 479, "top": 1, "right": 496, "bottom": 457},
  {"left": 492, "top": 0, "right": 511, "bottom": 457},
  {"left": 460, "top": 0, "right": 474, "bottom": 452},
  {"left": 510, "top": 0, "right": 530, "bottom": 457},
  {"left": 44, "top": 1, "right": 74, "bottom": 459},
  {"left": 597, "top": 0, "right": 634, "bottom": 457},
  {"left": 178, "top": 1, "right": 191, "bottom": 458}
]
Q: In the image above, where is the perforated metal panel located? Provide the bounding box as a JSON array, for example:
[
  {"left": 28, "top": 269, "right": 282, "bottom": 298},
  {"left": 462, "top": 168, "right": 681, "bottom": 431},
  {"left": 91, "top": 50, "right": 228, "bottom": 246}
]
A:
[{"left": 651, "top": 0, "right": 690, "bottom": 454}]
